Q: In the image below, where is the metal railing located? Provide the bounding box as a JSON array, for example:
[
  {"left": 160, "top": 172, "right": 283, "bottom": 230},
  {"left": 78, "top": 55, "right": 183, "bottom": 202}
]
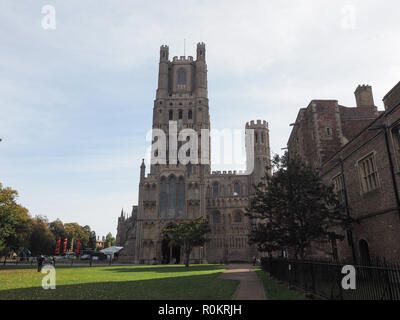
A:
[{"left": 261, "top": 257, "right": 400, "bottom": 300}]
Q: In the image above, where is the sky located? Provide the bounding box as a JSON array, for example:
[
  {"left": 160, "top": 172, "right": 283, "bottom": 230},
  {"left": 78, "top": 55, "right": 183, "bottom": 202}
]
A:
[{"left": 0, "top": 1, "right": 399, "bottom": 238}]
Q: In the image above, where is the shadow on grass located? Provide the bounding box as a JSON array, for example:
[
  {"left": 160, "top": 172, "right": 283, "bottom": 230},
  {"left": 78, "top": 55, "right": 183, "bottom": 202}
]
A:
[
  {"left": 0, "top": 264, "right": 225, "bottom": 272},
  {"left": 102, "top": 265, "right": 224, "bottom": 274},
  {"left": 0, "top": 273, "right": 238, "bottom": 300},
  {"left": 0, "top": 264, "right": 95, "bottom": 270}
]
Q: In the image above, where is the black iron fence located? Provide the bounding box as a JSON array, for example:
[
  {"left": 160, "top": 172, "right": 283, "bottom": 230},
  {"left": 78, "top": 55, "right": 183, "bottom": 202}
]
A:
[{"left": 261, "top": 257, "right": 400, "bottom": 300}]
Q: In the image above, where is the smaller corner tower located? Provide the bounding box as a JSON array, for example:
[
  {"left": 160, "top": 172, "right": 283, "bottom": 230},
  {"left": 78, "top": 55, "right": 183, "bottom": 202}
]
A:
[
  {"left": 246, "top": 120, "right": 271, "bottom": 183},
  {"left": 195, "top": 42, "right": 207, "bottom": 98},
  {"left": 156, "top": 45, "right": 170, "bottom": 99}
]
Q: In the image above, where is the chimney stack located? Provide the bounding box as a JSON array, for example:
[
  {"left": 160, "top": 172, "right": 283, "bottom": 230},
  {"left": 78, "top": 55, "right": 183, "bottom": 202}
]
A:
[{"left": 355, "top": 85, "right": 375, "bottom": 108}]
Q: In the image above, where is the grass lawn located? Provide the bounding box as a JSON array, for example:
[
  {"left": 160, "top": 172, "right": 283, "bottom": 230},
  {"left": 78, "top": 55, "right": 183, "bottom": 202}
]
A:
[
  {"left": 255, "top": 269, "right": 307, "bottom": 300},
  {"left": 0, "top": 264, "right": 239, "bottom": 300}
]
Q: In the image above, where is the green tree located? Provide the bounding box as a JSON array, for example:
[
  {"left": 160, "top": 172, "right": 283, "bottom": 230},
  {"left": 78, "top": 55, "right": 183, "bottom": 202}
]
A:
[
  {"left": 88, "top": 230, "right": 97, "bottom": 249},
  {"left": 64, "top": 223, "right": 90, "bottom": 251},
  {"left": 104, "top": 232, "right": 115, "bottom": 248},
  {"left": 49, "top": 219, "right": 66, "bottom": 243},
  {"left": 29, "top": 216, "right": 55, "bottom": 255},
  {"left": 0, "top": 183, "right": 31, "bottom": 255},
  {"left": 247, "top": 154, "right": 352, "bottom": 259},
  {"left": 162, "top": 217, "right": 211, "bottom": 267}
]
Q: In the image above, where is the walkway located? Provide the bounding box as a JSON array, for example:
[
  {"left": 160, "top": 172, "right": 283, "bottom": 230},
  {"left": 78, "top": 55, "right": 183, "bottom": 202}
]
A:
[{"left": 218, "top": 264, "right": 266, "bottom": 300}]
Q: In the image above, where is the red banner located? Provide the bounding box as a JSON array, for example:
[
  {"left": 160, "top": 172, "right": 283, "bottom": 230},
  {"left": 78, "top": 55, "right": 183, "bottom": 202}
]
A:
[
  {"left": 55, "top": 237, "right": 61, "bottom": 255},
  {"left": 63, "top": 238, "right": 68, "bottom": 254},
  {"left": 76, "top": 238, "right": 80, "bottom": 257}
]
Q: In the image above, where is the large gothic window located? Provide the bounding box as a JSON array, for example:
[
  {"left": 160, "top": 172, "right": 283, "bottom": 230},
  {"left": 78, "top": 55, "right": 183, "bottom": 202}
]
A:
[
  {"left": 177, "top": 69, "right": 187, "bottom": 84},
  {"left": 168, "top": 176, "right": 176, "bottom": 217},
  {"left": 212, "top": 183, "right": 219, "bottom": 198},
  {"left": 177, "top": 177, "right": 185, "bottom": 217},
  {"left": 234, "top": 211, "right": 242, "bottom": 223},
  {"left": 234, "top": 183, "right": 240, "bottom": 196},
  {"left": 160, "top": 178, "right": 167, "bottom": 217},
  {"left": 213, "top": 211, "right": 221, "bottom": 224},
  {"left": 160, "top": 175, "right": 185, "bottom": 218}
]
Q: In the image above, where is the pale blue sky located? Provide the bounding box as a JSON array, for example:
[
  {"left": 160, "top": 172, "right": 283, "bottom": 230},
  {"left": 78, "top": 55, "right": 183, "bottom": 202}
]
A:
[{"left": 0, "top": 1, "right": 399, "bottom": 237}]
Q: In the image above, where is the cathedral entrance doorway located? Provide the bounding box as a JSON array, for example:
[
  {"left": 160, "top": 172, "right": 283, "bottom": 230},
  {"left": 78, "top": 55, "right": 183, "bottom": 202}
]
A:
[{"left": 161, "top": 238, "right": 181, "bottom": 264}]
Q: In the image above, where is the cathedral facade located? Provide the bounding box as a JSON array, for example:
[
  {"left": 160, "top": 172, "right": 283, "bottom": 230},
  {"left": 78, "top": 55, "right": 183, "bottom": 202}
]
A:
[{"left": 116, "top": 43, "right": 271, "bottom": 264}]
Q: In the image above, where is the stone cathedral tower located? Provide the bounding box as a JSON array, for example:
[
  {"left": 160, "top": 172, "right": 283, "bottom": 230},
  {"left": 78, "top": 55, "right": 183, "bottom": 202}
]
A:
[{"left": 116, "top": 43, "right": 271, "bottom": 264}]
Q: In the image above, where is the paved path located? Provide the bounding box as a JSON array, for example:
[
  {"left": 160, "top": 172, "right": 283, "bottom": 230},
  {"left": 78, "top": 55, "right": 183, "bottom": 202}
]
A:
[{"left": 218, "top": 264, "right": 266, "bottom": 300}]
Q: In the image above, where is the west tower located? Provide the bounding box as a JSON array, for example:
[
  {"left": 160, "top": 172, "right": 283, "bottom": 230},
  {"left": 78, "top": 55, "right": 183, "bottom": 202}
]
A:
[
  {"left": 151, "top": 43, "right": 211, "bottom": 177},
  {"left": 117, "top": 43, "right": 271, "bottom": 264}
]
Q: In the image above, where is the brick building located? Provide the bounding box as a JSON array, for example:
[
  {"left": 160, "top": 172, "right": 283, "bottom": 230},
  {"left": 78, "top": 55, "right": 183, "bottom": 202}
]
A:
[
  {"left": 288, "top": 82, "right": 400, "bottom": 263},
  {"left": 288, "top": 85, "right": 380, "bottom": 170}
]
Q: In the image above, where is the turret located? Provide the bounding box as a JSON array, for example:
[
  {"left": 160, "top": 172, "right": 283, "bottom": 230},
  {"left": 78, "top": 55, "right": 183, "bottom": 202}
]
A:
[
  {"left": 245, "top": 120, "right": 271, "bottom": 181},
  {"left": 195, "top": 42, "right": 207, "bottom": 98},
  {"left": 140, "top": 159, "right": 146, "bottom": 182},
  {"left": 156, "top": 45, "right": 169, "bottom": 99}
]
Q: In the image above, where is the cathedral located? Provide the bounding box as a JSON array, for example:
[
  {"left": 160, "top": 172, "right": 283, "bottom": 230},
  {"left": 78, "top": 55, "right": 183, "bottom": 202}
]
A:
[{"left": 116, "top": 43, "right": 271, "bottom": 264}]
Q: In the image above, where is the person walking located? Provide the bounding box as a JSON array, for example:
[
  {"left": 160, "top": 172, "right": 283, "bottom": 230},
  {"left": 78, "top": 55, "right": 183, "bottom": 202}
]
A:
[{"left": 37, "top": 255, "right": 44, "bottom": 272}]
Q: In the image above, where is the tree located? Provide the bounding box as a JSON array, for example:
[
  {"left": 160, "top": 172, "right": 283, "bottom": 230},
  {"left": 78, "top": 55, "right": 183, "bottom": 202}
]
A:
[
  {"left": 162, "top": 217, "right": 211, "bottom": 267},
  {"left": 29, "top": 216, "right": 55, "bottom": 255},
  {"left": 247, "top": 154, "right": 352, "bottom": 259},
  {"left": 88, "top": 230, "right": 97, "bottom": 249},
  {"left": 49, "top": 219, "right": 66, "bottom": 243},
  {"left": 0, "top": 183, "right": 31, "bottom": 255},
  {"left": 104, "top": 232, "right": 115, "bottom": 248},
  {"left": 64, "top": 223, "right": 90, "bottom": 251}
]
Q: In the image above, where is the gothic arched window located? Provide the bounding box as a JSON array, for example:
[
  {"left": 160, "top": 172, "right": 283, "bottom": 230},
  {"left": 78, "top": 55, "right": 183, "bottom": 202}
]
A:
[
  {"left": 187, "top": 163, "right": 192, "bottom": 177},
  {"left": 213, "top": 211, "right": 221, "bottom": 224},
  {"left": 234, "top": 211, "right": 242, "bottom": 223},
  {"left": 177, "top": 69, "right": 187, "bottom": 84},
  {"left": 234, "top": 183, "right": 240, "bottom": 196},
  {"left": 359, "top": 239, "right": 371, "bottom": 264},
  {"left": 213, "top": 183, "right": 219, "bottom": 198},
  {"left": 169, "top": 110, "right": 173, "bottom": 120},
  {"left": 188, "top": 110, "right": 193, "bottom": 120},
  {"left": 178, "top": 110, "right": 183, "bottom": 120},
  {"left": 177, "top": 177, "right": 185, "bottom": 217},
  {"left": 160, "top": 178, "right": 167, "bottom": 217},
  {"left": 168, "top": 176, "right": 176, "bottom": 217}
]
